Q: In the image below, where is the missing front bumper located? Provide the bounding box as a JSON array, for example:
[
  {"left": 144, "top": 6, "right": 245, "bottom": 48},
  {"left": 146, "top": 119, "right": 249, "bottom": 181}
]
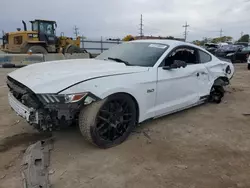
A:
[
  {"left": 8, "top": 92, "right": 37, "bottom": 122},
  {"left": 8, "top": 92, "right": 81, "bottom": 131}
]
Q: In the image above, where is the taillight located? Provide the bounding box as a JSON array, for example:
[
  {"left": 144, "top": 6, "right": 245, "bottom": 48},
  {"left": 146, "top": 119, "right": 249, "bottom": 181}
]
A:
[{"left": 225, "top": 65, "right": 231, "bottom": 74}]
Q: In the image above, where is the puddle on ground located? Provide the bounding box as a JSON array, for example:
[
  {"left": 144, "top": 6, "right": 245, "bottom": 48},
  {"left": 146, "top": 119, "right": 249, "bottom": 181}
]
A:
[{"left": 0, "top": 132, "right": 52, "bottom": 152}]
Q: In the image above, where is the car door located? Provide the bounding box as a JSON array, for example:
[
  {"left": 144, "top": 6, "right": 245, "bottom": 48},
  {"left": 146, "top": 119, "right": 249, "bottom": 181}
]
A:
[
  {"left": 196, "top": 49, "right": 214, "bottom": 97},
  {"left": 154, "top": 46, "right": 209, "bottom": 118}
]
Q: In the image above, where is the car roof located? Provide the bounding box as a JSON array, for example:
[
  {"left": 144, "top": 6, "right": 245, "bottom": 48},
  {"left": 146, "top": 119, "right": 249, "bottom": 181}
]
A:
[{"left": 130, "top": 39, "right": 205, "bottom": 51}]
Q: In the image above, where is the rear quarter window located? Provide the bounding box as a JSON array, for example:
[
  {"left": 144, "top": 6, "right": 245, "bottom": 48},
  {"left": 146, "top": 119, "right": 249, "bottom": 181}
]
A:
[{"left": 199, "top": 50, "right": 212, "bottom": 63}]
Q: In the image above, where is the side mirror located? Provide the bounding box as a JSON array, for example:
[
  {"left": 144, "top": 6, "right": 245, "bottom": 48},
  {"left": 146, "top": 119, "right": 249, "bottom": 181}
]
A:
[{"left": 163, "top": 60, "right": 187, "bottom": 70}]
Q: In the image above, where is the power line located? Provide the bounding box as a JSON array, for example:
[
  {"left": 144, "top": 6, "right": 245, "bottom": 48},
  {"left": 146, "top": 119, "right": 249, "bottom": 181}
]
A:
[
  {"left": 183, "top": 21, "right": 190, "bottom": 42},
  {"left": 139, "top": 14, "right": 144, "bottom": 39},
  {"left": 73, "top": 25, "right": 79, "bottom": 38}
]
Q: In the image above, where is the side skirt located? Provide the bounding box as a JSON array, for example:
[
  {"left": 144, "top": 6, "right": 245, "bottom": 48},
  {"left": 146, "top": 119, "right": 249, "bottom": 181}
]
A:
[{"left": 152, "top": 99, "right": 206, "bottom": 120}]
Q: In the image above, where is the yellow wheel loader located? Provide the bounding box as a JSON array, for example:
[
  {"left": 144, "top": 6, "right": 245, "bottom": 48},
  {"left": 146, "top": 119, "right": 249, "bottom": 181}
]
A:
[{"left": 2, "top": 19, "right": 88, "bottom": 54}]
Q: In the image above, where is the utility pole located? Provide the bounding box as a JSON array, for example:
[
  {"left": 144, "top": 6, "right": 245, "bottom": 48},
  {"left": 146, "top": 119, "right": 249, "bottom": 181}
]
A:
[
  {"left": 183, "top": 21, "right": 190, "bottom": 42},
  {"left": 139, "top": 14, "right": 144, "bottom": 39},
  {"left": 73, "top": 25, "right": 79, "bottom": 38},
  {"left": 219, "top": 29, "right": 223, "bottom": 38},
  {"left": 241, "top": 31, "right": 244, "bottom": 37}
]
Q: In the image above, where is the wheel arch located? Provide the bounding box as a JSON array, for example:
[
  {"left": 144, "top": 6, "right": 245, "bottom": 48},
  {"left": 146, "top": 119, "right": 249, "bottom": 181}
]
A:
[
  {"left": 104, "top": 92, "right": 140, "bottom": 123},
  {"left": 20, "top": 41, "right": 47, "bottom": 52},
  {"left": 213, "top": 76, "right": 230, "bottom": 87}
]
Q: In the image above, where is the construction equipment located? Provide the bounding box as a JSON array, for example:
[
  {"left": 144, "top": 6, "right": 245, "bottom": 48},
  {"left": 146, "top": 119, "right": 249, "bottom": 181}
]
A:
[{"left": 2, "top": 19, "right": 88, "bottom": 54}]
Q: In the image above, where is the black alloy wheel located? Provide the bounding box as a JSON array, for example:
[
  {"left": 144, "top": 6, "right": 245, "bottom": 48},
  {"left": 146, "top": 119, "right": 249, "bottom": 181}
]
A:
[
  {"left": 79, "top": 93, "right": 137, "bottom": 148},
  {"left": 97, "top": 98, "right": 134, "bottom": 142}
]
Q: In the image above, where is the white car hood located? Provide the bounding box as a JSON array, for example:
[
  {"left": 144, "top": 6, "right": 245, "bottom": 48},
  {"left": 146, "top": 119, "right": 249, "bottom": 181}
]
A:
[{"left": 8, "top": 59, "right": 149, "bottom": 93}]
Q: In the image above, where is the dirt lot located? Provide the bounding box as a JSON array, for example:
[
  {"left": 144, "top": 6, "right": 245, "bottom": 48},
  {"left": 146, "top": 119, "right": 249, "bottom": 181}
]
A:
[{"left": 0, "top": 65, "right": 250, "bottom": 188}]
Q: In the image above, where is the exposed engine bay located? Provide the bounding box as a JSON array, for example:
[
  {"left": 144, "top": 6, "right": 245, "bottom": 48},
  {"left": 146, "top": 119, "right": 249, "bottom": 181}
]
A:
[{"left": 7, "top": 76, "right": 84, "bottom": 131}]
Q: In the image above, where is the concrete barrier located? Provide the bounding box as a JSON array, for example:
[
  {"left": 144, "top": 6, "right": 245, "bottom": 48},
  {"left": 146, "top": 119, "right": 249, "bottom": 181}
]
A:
[
  {"left": 1, "top": 53, "right": 91, "bottom": 68},
  {"left": 0, "top": 54, "right": 44, "bottom": 66},
  {"left": 64, "top": 53, "right": 90, "bottom": 59},
  {"left": 43, "top": 53, "right": 65, "bottom": 62}
]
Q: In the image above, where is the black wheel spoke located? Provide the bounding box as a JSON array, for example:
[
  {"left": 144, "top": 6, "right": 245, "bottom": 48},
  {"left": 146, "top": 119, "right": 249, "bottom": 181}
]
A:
[
  {"left": 123, "top": 113, "right": 132, "bottom": 116},
  {"left": 96, "top": 97, "right": 135, "bottom": 142},
  {"left": 121, "top": 101, "right": 129, "bottom": 111},
  {"left": 98, "top": 116, "right": 110, "bottom": 124},
  {"left": 100, "top": 109, "right": 112, "bottom": 115},
  {"left": 112, "top": 127, "right": 117, "bottom": 140},
  {"left": 122, "top": 119, "right": 131, "bottom": 123},
  {"left": 97, "top": 123, "right": 106, "bottom": 131},
  {"left": 99, "top": 128, "right": 108, "bottom": 136}
]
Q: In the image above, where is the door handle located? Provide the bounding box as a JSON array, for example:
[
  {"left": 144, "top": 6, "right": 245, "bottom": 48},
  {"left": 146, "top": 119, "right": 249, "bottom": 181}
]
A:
[
  {"left": 200, "top": 71, "right": 208, "bottom": 75},
  {"left": 196, "top": 72, "right": 200, "bottom": 77}
]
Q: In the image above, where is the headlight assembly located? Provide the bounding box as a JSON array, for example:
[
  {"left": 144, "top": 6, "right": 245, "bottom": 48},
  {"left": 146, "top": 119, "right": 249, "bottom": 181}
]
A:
[
  {"left": 64, "top": 93, "right": 88, "bottom": 103},
  {"left": 37, "top": 92, "right": 97, "bottom": 104}
]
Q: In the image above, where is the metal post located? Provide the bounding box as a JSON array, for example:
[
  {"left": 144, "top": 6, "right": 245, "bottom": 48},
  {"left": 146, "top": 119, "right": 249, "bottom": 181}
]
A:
[
  {"left": 101, "top": 36, "right": 103, "bottom": 53},
  {"left": 81, "top": 35, "right": 84, "bottom": 49}
]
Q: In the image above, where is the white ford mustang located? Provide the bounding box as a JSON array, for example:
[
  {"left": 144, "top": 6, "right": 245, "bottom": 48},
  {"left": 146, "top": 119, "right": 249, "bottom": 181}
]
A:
[{"left": 7, "top": 40, "right": 234, "bottom": 148}]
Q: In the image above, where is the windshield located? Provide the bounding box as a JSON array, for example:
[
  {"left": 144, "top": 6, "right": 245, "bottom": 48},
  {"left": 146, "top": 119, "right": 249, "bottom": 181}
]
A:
[
  {"left": 40, "top": 22, "right": 54, "bottom": 35},
  {"left": 241, "top": 46, "right": 250, "bottom": 51},
  {"left": 32, "top": 21, "right": 54, "bottom": 35},
  {"left": 96, "top": 42, "right": 168, "bottom": 67}
]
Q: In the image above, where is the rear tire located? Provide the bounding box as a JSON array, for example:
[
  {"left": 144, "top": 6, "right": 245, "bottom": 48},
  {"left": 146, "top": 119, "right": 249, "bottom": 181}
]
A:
[
  {"left": 248, "top": 64, "right": 250, "bottom": 70},
  {"left": 27, "top": 45, "right": 48, "bottom": 54},
  {"left": 78, "top": 94, "right": 137, "bottom": 148},
  {"left": 209, "top": 85, "right": 225, "bottom": 104}
]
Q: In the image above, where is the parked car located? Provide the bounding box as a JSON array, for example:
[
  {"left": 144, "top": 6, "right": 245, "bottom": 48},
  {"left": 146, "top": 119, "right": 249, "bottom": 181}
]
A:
[
  {"left": 247, "top": 54, "right": 250, "bottom": 70},
  {"left": 7, "top": 40, "right": 234, "bottom": 148},
  {"left": 215, "top": 45, "right": 243, "bottom": 59},
  {"left": 234, "top": 42, "right": 249, "bottom": 47},
  {"left": 226, "top": 46, "right": 250, "bottom": 63},
  {"left": 204, "top": 43, "right": 219, "bottom": 54}
]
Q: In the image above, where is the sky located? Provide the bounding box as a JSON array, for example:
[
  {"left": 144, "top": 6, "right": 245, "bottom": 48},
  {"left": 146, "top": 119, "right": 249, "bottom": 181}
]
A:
[{"left": 1, "top": 0, "right": 250, "bottom": 41}]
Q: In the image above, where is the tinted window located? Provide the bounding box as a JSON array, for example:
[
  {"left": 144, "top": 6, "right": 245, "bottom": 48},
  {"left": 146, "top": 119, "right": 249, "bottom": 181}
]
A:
[
  {"left": 199, "top": 50, "right": 211, "bottom": 63},
  {"left": 96, "top": 42, "right": 168, "bottom": 67},
  {"left": 242, "top": 46, "right": 250, "bottom": 51}
]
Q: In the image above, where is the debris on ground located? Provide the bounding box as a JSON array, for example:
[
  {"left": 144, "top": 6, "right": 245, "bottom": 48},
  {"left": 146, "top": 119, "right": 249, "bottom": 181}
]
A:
[
  {"left": 49, "top": 169, "right": 55, "bottom": 175},
  {"left": 21, "top": 138, "right": 53, "bottom": 188},
  {"left": 0, "top": 133, "right": 52, "bottom": 153},
  {"left": 11, "top": 120, "right": 20, "bottom": 126},
  {"left": 175, "top": 165, "right": 188, "bottom": 170},
  {"left": 242, "top": 113, "right": 250, "bottom": 116},
  {"left": 143, "top": 131, "right": 151, "bottom": 140}
]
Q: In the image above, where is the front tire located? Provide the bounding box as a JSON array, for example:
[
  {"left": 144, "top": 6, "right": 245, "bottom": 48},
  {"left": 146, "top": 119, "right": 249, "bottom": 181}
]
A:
[
  {"left": 79, "top": 94, "right": 137, "bottom": 148},
  {"left": 248, "top": 64, "right": 250, "bottom": 70}
]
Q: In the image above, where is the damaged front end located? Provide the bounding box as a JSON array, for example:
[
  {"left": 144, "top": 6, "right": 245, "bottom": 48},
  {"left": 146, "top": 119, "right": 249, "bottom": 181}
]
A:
[{"left": 7, "top": 76, "right": 98, "bottom": 131}]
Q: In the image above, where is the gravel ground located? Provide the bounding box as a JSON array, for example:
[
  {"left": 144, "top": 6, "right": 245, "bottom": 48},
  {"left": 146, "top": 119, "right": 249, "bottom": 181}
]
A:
[{"left": 0, "top": 64, "right": 250, "bottom": 188}]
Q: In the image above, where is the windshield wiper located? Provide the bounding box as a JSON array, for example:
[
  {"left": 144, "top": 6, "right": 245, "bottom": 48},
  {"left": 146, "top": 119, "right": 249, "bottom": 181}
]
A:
[{"left": 107, "top": 57, "right": 130, "bottom": 66}]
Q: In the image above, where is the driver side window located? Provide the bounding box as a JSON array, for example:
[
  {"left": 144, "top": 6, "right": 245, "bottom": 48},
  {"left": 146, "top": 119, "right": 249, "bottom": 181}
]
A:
[{"left": 164, "top": 47, "right": 199, "bottom": 66}]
